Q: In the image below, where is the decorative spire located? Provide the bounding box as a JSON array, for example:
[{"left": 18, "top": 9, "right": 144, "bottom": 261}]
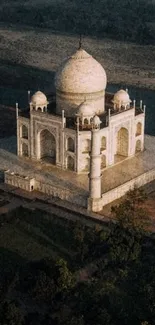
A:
[{"left": 78, "top": 34, "right": 82, "bottom": 49}]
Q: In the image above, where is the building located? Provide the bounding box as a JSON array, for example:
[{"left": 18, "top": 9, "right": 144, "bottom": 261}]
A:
[
  {"left": 16, "top": 46, "right": 145, "bottom": 172},
  {"left": 5, "top": 44, "right": 147, "bottom": 212}
]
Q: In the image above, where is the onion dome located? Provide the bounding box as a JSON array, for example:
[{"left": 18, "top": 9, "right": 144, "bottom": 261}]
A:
[
  {"left": 55, "top": 48, "right": 107, "bottom": 94},
  {"left": 113, "top": 89, "right": 131, "bottom": 106},
  {"left": 76, "top": 101, "right": 95, "bottom": 117},
  {"left": 31, "top": 91, "right": 47, "bottom": 106}
]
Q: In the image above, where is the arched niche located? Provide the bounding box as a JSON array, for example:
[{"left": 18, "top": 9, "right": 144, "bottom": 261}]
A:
[
  {"left": 117, "top": 127, "right": 129, "bottom": 157},
  {"left": 101, "top": 136, "right": 106, "bottom": 150},
  {"left": 84, "top": 118, "right": 89, "bottom": 125},
  {"left": 39, "top": 129, "right": 56, "bottom": 164},
  {"left": 22, "top": 143, "right": 28, "bottom": 157},
  {"left": 67, "top": 137, "right": 74, "bottom": 152},
  {"left": 22, "top": 125, "right": 28, "bottom": 139},
  {"left": 136, "top": 122, "right": 142, "bottom": 136}
]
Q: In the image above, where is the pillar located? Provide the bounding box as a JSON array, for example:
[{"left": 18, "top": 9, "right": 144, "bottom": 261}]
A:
[
  {"left": 62, "top": 110, "right": 65, "bottom": 169},
  {"left": 89, "top": 128, "right": 102, "bottom": 199},
  {"left": 16, "top": 103, "right": 20, "bottom": 156}
]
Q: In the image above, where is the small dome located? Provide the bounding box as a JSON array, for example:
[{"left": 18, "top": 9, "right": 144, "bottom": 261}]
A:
[
  {"left": 55, "top": 48, "right": 107, "bottom": 94},
  {"left": 92, "top": 115, "right": 101, "bottom": 126},
  {"left": 31, "top": 91, "right": 47, "bottom": 106},
  {"left": 113, "top": 89, "right": 131, "bottom": 105},
  {"left": 76, "top": 101, "right": 95, "bottom": 117}
]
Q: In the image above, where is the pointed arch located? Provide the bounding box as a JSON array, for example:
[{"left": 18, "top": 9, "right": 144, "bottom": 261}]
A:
[
  {"left": 39, "top": 129, "right": 56, "bottom": 163},
  {"left": 136, "top": 122, "right": 142, "bottom": 136},
  {"left": 84, "top": 118, "right": 89, "bottom": 125},
  {"left": 22, "top": 125, "right": 28, "bottom": 139},
  {"left": 117, "top": 127, "right": 129, "bottom": 157},
  {"left": 101, "top": 136, "right": 106, "bottom": 150},
  {"left": 67, "top": 137, "right": 74, "bottom": 152}
]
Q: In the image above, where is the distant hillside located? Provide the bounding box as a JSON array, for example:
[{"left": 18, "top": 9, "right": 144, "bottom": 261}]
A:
[{"left": 0, "top": 0, "right": 155, "bottom": 44}]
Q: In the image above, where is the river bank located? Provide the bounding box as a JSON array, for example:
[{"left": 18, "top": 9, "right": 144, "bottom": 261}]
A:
[
  {"left": 0, "top": 25, "right": 154, "bottom": 135},
  {"left": 0, "top": 24, "right": 155, "bottom": 91}
]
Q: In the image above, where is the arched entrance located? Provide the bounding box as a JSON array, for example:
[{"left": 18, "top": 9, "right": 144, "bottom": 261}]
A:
[
  {"left": 39, "top": 129, "right": 56, "bottom": 164},
  {"left": 84, "top": 118, "right": 89, "bottom": 125},
  {"left": 135, "top": 139, "right": 141, "bottom": 153},
  {"left": 67, "top": 156, "right": 74, "bottom": 171},
  {"left": 117, "top": 127, "right": 129, "bottom": 157}
]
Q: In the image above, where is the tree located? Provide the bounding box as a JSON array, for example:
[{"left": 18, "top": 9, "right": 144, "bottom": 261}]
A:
[
  {"left": 65, "top": 315, "right": 85, "bottom": 325},
  {"left": 0, "top": 301, "right": 24, "bottom": 325},
  {"left": 105, "top": 188, "right": 150, "bottom": 264},
  {"left": 71, "top": 281, "right": 112, "bottom": 325},
  {"left": 73, "top": 223, "right": 88, "bottom": 262},
  {"left": 31, "top": 270, "right": 55, "bottom": 302},
  {"left": 20, "top": 258, "right": 75, "bottom": 303},
  {"left": 111, "top": 188, "right": 149, "bottom": 233},
  {"left": 55, "top": 258, "right": 75, "bottom": 291}
]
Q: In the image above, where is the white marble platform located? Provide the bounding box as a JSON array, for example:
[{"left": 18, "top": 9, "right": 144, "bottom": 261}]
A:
[{"left": 0, "top": 135, "right": 155, "bottom": 200}]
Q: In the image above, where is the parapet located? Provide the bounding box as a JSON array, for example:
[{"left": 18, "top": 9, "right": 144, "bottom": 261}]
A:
[{"left": 4, "top": 170, "right": 35, "bottom": 192}]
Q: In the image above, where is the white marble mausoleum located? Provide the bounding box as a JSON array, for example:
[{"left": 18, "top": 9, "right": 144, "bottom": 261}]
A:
[{"left": 4, "top": 44, "right": 150, "bottom": 212}]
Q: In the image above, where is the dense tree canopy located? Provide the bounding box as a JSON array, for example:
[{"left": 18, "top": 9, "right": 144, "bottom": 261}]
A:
[{"left": 0, "top": 188, "right": 155, "bottom": 324}]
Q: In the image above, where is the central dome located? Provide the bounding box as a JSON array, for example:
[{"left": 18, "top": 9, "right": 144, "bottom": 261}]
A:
[{"left": 55, "top": 48, "right": 107, "bottom": 94}]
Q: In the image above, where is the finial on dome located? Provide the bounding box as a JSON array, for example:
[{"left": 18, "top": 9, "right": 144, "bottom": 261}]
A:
[{"left": 78, "top": 34, "right": 82, "bottom": 49}]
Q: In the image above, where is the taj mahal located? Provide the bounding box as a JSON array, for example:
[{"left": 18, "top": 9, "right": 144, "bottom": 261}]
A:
[{"left": 4, "top": 43, "right": 155, "bottom": 212}]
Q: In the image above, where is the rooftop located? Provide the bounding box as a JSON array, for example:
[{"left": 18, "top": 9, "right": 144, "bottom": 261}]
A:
[{"left": 18, "top": 92, "right": 144, "bottom": 130}]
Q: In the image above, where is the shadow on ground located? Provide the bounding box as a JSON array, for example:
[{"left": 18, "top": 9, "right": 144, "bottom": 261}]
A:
[
  {"left": 0, "top": 59, "right": 55, "bottom": 106},
  {"left": 0, "top": 60, "right": 55, "bottom": 139},
  {"left": 0, "top": 136, "right": 17, "bottom": 154}
]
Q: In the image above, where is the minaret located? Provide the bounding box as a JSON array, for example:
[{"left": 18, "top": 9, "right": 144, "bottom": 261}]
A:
[
  {"left": 89, "top": 115, "right": 102, "bottom": 199},
  {"left": 16, "top": 102, "right": 20, "bottom": 156}
]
